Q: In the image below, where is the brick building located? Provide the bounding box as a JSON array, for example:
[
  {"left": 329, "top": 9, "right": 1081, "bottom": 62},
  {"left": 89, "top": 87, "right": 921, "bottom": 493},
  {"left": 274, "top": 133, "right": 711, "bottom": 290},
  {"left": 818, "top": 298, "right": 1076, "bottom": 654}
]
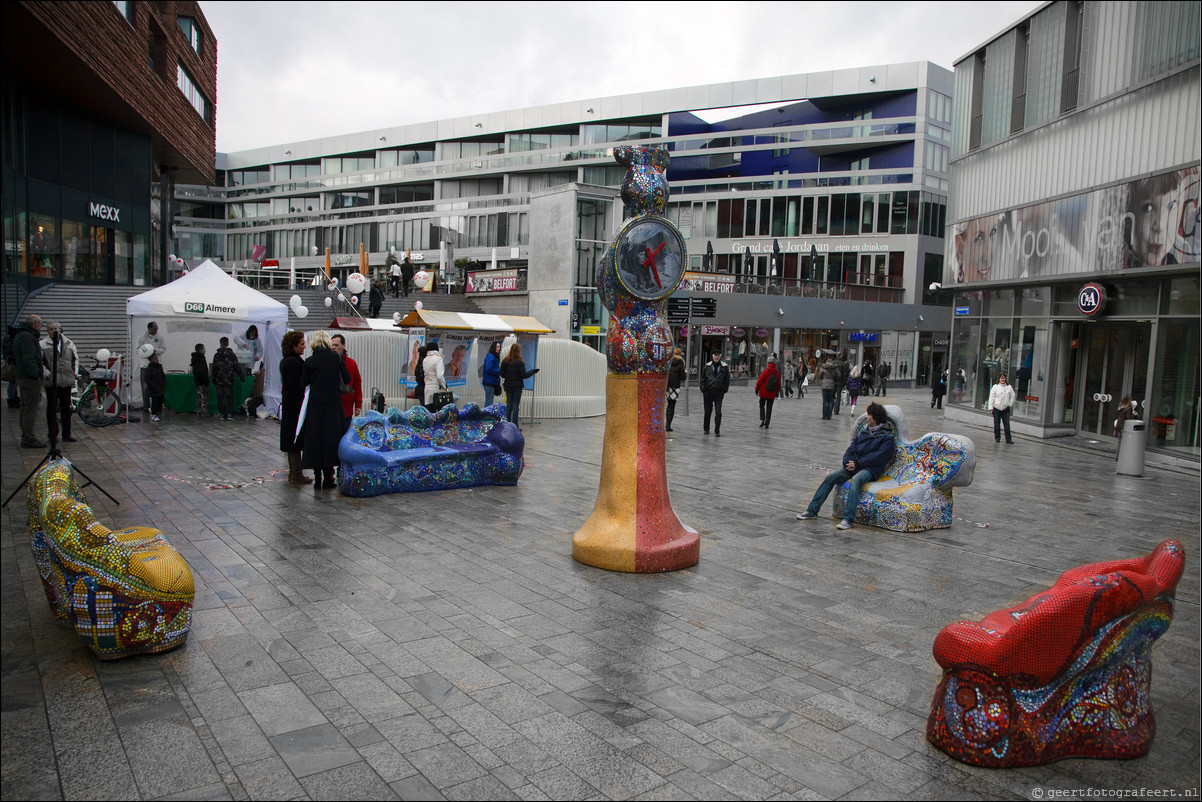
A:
[{"left": 1, "top": 0, "right": 217, "bottom": 326}]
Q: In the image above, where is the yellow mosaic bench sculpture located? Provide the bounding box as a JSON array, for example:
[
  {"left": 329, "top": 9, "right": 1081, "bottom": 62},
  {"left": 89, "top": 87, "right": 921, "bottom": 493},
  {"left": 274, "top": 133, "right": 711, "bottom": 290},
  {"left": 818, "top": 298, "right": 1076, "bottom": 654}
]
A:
[{"left": 28, "top": 458, "right": 194, "bottom": 659}]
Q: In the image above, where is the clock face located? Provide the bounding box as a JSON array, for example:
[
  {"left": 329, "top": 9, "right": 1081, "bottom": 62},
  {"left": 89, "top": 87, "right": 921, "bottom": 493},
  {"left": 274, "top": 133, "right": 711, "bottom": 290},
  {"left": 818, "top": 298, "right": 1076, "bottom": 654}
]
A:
[{"left": 612, "top": 217, "right": 686, "bottom": 301}]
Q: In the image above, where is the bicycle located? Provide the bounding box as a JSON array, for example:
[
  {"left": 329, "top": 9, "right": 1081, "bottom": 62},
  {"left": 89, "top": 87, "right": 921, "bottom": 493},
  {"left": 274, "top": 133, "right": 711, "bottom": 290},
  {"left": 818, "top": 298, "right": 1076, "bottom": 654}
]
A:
[{"left": 73, "top": 356, "right": 122, "bottom": 427}]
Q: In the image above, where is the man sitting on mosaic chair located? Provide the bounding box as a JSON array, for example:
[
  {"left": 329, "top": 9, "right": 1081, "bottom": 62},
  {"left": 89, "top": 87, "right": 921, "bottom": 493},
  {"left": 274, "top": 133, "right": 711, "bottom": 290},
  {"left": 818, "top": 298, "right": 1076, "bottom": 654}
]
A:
[{"left": 796, "top": 402, "right": 897, "bottom": 531}]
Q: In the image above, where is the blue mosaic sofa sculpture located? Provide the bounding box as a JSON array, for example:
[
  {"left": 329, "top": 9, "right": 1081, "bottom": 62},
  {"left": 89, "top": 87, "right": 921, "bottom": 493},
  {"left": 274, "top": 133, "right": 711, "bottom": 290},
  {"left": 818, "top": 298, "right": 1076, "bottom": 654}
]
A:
[
  {"left": 337, "top": 403, "right": 524, "bottom": 497},
  {"left": 28, "top": 458, "right": 195, "bottom": 659},
  {"left": 833, "top": 404, "right": 976, "bottom": 531}
]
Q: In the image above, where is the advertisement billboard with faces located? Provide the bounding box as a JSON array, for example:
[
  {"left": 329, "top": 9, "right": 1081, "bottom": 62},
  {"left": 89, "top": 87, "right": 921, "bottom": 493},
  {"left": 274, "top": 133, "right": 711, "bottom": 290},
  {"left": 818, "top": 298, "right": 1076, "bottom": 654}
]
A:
[{"left": 950, "top": 167, "right": 1200, "bottom": 284}]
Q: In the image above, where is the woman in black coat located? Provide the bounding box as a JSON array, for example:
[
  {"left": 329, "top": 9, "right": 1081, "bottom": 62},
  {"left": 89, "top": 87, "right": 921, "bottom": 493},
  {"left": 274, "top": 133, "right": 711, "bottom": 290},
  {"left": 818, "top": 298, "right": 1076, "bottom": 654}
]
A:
[
  {"left": 300, "top": 330, "right": 351, "bottom": 489},
  {"left": 499, "top": 342, "right": 539, "bottom": 425},
  {"left": 279, "top": 330, "right": 309, "bottom": 484}
]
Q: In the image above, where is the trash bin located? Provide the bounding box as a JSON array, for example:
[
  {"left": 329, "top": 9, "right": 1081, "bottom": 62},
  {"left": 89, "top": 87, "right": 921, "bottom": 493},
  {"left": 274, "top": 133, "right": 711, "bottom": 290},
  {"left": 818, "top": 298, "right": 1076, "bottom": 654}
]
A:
[{"left": 1116, "top": 418, "right": 1146, "bottom": 476}]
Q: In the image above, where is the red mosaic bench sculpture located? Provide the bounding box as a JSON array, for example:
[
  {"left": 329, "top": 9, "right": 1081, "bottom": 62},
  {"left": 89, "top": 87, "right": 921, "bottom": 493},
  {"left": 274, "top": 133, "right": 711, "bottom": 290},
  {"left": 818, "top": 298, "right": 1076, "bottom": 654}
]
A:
[{"left": 926, "top": 539, "right": 1185, "bottom": 767}]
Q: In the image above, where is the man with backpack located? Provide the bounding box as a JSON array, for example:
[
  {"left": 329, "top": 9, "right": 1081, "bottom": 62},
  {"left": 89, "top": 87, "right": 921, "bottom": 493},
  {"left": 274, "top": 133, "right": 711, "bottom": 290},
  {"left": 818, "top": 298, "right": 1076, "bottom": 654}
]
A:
[
  {"left": 755, "top": 355, "right": 781, "bottom": 429},
  {"left": 211, "top": 336, "right": 244, "bottom": 421}
]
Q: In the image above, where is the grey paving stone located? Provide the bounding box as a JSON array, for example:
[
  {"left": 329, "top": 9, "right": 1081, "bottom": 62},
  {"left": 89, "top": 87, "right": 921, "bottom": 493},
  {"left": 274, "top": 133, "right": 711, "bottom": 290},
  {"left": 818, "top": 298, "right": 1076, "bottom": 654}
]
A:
[
  {"left": 268, "top": 722, "right": 360, "bottom": 778},
  {"left": 3, "top": 390, "right": 1198, "bottom": 801},
  {"left": 298, "top": 760, "right": 398, "bottom": 800},
  {"left": 238, "top": 681, "right": 327, "bottom": 736}
]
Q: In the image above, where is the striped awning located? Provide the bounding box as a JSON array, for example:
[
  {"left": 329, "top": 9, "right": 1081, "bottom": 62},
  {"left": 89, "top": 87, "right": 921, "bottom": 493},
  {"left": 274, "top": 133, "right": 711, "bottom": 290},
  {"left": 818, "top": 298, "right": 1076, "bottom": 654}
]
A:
[{"left": 397, "top": 310, "right": 552, "bottom": 334}]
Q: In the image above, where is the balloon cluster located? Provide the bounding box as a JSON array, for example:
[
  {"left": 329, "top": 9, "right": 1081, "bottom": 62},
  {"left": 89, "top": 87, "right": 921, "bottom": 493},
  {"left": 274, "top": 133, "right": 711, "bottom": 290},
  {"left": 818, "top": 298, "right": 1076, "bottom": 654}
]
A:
[
  {"left": 288, "top": 294, "right": 309, "bottom": 318},
  {"left": 166, "top": 253, "right": 188, "bottom": 274}
]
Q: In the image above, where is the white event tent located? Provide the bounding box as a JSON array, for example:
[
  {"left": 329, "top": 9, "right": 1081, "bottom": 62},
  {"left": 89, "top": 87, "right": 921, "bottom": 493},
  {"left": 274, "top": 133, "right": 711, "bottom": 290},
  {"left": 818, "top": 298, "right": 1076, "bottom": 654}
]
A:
[{"left": 125, "top": 260, "right": 287, "bottom": 412}]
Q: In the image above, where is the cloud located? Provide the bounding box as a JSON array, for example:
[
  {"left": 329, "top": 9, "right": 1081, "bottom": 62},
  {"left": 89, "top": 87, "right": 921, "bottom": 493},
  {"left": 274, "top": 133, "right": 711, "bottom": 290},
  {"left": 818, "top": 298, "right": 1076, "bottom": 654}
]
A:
[{"left": 203, "top": 0, "right": 1042, "bottom": 152}]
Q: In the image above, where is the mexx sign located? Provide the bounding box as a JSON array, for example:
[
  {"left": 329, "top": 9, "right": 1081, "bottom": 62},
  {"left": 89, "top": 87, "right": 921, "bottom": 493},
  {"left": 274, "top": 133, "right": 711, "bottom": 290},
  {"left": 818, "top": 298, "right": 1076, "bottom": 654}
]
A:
[{"left": 89, "top": 202, "right": 120, "bottom": 222}]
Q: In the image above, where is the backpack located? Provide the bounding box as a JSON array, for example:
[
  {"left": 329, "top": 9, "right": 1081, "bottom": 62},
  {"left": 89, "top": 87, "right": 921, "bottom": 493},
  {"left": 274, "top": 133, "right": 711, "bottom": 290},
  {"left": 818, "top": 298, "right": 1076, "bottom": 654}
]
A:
[{"left": 765, "top": 371, "right": 779, "bottom": 393}]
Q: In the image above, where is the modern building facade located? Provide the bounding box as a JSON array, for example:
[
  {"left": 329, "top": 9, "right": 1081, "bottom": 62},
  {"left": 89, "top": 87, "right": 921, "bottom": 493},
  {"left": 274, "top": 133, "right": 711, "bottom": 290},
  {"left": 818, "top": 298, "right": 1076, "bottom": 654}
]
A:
[
  {"left": 178, "top": 62, "right": 957, "bottom": 385},
  {"left": 1, "top": 0, "right": 217, "bottom": 327},
  {"left": 944, "top": 0, "right": 1200, "bottom": 468}
]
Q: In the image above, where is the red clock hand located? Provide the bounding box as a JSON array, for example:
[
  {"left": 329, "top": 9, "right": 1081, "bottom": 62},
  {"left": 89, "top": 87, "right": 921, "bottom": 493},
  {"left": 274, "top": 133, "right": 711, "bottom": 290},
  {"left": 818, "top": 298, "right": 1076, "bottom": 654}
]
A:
[{"left": 642, "top": 242, "right": 666, "bottom": 288}]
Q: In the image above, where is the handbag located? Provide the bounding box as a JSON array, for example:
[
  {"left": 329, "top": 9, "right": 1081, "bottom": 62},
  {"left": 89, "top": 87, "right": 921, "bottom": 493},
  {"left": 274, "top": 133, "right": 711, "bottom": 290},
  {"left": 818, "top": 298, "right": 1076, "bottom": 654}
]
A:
[
  {"left": 667, "top": 388, "right": 679, "bottom": 402},
  {"left": 430, "top": 390, "right": 454, "bottom": 411},
  {"left": 1, "top": 359, "right": 15, "bottom": 383}
]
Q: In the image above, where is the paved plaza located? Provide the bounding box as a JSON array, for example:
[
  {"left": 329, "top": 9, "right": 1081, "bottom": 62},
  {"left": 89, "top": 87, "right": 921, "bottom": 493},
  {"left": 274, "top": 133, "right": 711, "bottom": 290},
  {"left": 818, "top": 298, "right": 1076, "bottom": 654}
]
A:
[{"left": 2, "top": 387, "right": 1199, "bottom": 801}]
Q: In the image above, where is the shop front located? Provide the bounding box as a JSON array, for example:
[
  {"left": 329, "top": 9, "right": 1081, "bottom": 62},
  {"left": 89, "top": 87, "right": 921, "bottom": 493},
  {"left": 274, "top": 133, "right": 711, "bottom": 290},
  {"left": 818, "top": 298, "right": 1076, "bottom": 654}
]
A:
[{"left": 946, "top": 278, "right": 1199, "bottom": 466}]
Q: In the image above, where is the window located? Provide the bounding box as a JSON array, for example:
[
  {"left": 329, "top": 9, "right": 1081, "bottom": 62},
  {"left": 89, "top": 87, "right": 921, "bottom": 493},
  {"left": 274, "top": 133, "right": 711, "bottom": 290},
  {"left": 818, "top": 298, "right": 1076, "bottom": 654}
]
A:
[
  {"left": 177, "top": 15, "right": 202, "bottom": 56},
  {"left": 226, "top": 168, "right": 270, "bottom": 187},
  {"left": 113, "top": 1, "right": 133, "bottom": 23},
  {"left": 1012, "top": 22, "right": 1030, "bottom": 132},
  {"left": 176, "top": 63, "right": 211, "bottom": 123},
  {"left": 969, "top": 50, "right": 986, "bottom": 149},
  {"left": 323, "top": 156, "right": 374, "bottom": 174},
  {"left": 1061, "top": 1, "right": 1084, "bottom": 112}
]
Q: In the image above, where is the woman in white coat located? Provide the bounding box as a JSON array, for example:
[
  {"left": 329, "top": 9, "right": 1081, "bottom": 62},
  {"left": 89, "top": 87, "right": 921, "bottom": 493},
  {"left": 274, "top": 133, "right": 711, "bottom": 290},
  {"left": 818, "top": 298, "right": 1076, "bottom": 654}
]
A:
[
  {"left": 422, "top": 342, "right": 446, "bottom": 407},
  {"left": 987, "top": 373, "right": 1017, "bottom": 444}
]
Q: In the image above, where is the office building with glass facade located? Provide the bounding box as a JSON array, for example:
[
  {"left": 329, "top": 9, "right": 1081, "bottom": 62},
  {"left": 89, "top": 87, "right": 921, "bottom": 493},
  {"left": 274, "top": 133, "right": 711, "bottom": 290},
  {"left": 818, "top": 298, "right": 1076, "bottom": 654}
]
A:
[
  {"left": 944, "top": 0, "right": 1200, "bottom": 468},
  {"left": 179, "top": 62, "right": 957, "bottom": 386},
  {"left": 1, "top": 0, "right": 217, "bottom": 326}
]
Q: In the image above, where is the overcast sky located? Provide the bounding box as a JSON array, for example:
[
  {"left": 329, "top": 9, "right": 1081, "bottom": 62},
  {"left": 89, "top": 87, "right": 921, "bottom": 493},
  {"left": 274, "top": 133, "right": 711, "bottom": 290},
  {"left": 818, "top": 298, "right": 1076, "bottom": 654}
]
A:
[{"left": 203, "top": 0, "right": 1043, "bottom": 154}]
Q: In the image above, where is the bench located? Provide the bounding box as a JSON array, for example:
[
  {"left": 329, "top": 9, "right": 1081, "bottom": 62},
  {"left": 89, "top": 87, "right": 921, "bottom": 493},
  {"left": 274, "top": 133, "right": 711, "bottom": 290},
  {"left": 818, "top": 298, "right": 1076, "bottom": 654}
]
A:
[
  {"left": 337, "top": 402, "right": 524, "bottom": 497},
  {"left": 28, "top": 458, "right": 195, "bottom": 660},
  {"left": 926, "top": 539, "right": 1186, "bottom": 767},
  {"left": 833, "top": 404, "right": 976, "bottom": 531}
]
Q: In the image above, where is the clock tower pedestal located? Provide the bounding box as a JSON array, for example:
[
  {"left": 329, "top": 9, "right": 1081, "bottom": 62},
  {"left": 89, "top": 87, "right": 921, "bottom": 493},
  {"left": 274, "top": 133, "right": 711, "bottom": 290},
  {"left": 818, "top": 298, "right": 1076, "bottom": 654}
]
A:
[{"left": 571, "top": 374, "right": 699, "bottom": 572}]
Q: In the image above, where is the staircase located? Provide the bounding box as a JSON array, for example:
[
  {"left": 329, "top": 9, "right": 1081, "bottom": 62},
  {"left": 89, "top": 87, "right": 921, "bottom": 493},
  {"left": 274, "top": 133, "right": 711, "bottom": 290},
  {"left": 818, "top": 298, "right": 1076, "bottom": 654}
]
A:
[
  {"left": 17, "top": 282, "right": 492, "bottom": 359},
  {"left": 21, "top": 285, "right": 137, "bottom": 361}
]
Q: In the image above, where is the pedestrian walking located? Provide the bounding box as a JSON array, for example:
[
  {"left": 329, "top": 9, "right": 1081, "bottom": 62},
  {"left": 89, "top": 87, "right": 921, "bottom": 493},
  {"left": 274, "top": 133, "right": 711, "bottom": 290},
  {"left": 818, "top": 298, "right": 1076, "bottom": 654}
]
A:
[
  {"left": 700, "top": 351, "right": 730, "bottom": 436},
  {"left": 877, "top": 361, "right": 890, "bottom": 396},
  {"left": 755, "top": 355, "right": 780, "bottom": 429},
  {"left": 369, "top": 280, "right": 384, "bottom": 318},
  {"left": 782, "top": 359, "right": 795, "bottom": 398},
  {"left": 301, "top": 330, "right": 351, "bottom": 489},
  {"left": 482, "top": 340, "right": 503, "bottom": 408},
  {"left": 191, "top": 344, "right": 211, "bottom": 416},
  {"left": 401, "top": 257, "right": 414, "bottom": 298},
  {"left": 145, "top": 353, "right": 166, "bottom": 422},
  {"left": 818, "top": 353, "right": 838, "bottom": 420},
  {"left": 932, "top": 369, "right": 947, "bottom": 409},
  {"left": 13, "top": 313, "right": 45, "bottom": 448},
  {"left": 389, "top": 259, "right": 402, "bottom": 298},
  {"left": 137, "top": 321, "right": 165, "bottom": 411},
  {"left": 211, "top": 336, "right": 244, "bottom": 421},
  {"left": 499, "top": 342, "right": 539, "bottom": 425},
  {"left": 860, "top": 360, "right": 875, "bottom": 400},
  {"left": 796, "top": 402, "right": 897, "bottom": 530},
  {"left": 987, "top": 373, "right": 1016, "bottom": 444},
  {"left": 331, "top": 333, "right": 362, "bottom": 432},
  {"left": 40, "top": 320, "right": 77, "bottom": 444},
  {"left": 846, "top": 364, "right": 862, "bottom": 416},
  {"left": 832, "top": 350, "right": 849, "bottom": 415},
  {"left": 666, "top": 347, "right": 685, "bottom": 432},
  {"left": 279, "top": 330, "right": 309, "bottom": 484},
  {"left": 423, "top": 342, "right": 447, "bottom": 407}
]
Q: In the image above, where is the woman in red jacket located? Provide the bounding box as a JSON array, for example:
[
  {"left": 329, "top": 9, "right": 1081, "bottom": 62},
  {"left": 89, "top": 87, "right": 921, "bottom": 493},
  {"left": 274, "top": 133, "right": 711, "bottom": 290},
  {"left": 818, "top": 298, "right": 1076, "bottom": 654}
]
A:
[{"left": 755, "top": 355, "right": 781, "bottom": 429}]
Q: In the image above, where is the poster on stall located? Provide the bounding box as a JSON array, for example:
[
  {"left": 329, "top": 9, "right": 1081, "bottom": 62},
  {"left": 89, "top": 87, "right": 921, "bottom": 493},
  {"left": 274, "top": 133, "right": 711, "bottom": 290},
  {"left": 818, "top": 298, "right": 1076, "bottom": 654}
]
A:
[
  {"left": 436, "top": 332, "right": 476, "bottom": 388},
  {"left": 403, "top": 328, "right": 425, "bottom": 389}
]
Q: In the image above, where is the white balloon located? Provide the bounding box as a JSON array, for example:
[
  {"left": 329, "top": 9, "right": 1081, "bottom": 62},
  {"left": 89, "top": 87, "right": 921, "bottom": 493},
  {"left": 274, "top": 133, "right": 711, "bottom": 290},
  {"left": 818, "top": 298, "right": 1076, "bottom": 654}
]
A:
[
  {"left": 289, "top": 294, "right": 302, "bottom": 310},
  {"left": 327, "top": 282, "right": 337, "bottom": 292},
  {"left": 392, "top": 312, "right": 401, "bottom": 323},
  {"left": 346, "top": 272, "right": 367, "bottom": 294},
  {"left": 414, "top": 300, "right": 423, "bottom": 310},
  {"left": 329, "top": 276, "right": 339, "bottom": 287},
  {"left": 350, "top": 295, "right": 359, "bottom": 306},
  {"left": 137, "top": 343, "right": 156, "bottom": 359},
  {"left": 167, "top": 254, "right": 177, "bottom": 263},
  {"left": 294, "top": 305, "right": 309, "bottom": 318},
  {"left": 324, "top": 297, "right": 332, "bottom": 307},
  {"left": 310, "top": 245, "right": 319, "bottom": 256},
  {"left": 95, "top": 348, "right": 111, "bottom": 362},
  {"left": 413, "top": 271, "right": 430, "bottom": 289}
]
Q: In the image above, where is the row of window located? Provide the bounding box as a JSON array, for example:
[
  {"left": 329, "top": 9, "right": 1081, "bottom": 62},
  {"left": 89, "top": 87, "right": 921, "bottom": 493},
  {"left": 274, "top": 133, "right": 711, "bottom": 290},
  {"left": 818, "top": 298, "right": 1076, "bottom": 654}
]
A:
[
  {"left": 176, "top": 63, "right": 210, "bottom": 123},
  {"left": 221, "top": 211, "right": 532, "bottom": 262},
  {"left": 660, "top": 191, "right": 946, "bottom": 240}
]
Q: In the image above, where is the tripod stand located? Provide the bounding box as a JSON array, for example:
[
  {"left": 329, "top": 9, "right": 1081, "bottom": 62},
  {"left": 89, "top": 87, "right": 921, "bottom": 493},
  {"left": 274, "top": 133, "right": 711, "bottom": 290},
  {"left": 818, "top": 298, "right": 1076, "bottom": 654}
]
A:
[{"left": 3, "top": 332, "right": 119, "bottom": 509}]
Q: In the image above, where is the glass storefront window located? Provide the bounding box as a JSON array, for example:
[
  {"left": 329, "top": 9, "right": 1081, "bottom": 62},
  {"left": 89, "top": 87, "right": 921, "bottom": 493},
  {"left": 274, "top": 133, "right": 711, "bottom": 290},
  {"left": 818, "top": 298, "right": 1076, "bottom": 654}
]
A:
[
  {"left": 949, "top": 318, "right": 980, "bottom": 406},
  {"left": 62, "top": 219, "right": 87, "bottom": 281},
  {"left": 133, "top": 234, "right": 149, "bottom": 286},
  {"left": 1149, "top": 319, "right": 1200, "bottom": 456},
  {"left": 1009, "top": 318, "right": 1049, "bottom": 420},
  {"left": 114, "top": 230, "right": 131, "bottom": 285},
  {"left": 29, "top": 213, "right": 59, "bottom": 277},
  {"left": 1162, "top": 276, "right": 1201, "bottom": 315}
]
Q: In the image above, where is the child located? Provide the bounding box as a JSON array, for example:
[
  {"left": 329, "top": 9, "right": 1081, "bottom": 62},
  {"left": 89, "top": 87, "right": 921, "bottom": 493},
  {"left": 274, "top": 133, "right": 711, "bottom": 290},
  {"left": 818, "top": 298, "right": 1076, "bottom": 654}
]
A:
[
  {"left": 145, "top": 353, "right": 167, "bottom": 422},
  {"left": 191, "top": 343, "right": 211, "bottom": 416}
]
